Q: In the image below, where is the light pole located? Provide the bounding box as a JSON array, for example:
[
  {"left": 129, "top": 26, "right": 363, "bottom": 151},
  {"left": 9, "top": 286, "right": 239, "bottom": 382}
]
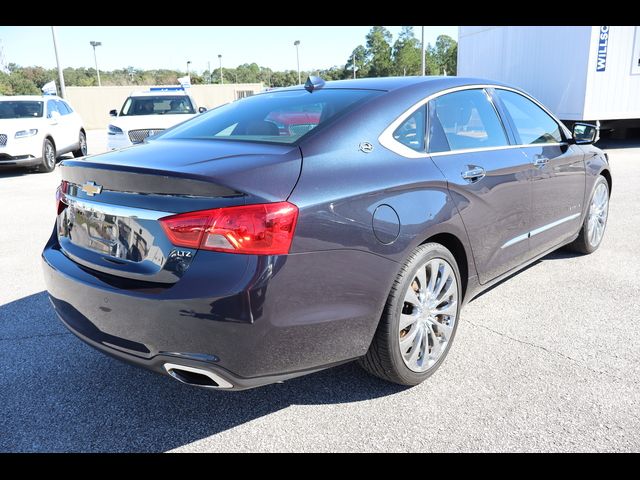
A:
[
  {"left": 218, "top": 54, "right": 223, "bottom": 84},
  {"left": 208, "top": 61, "right": 211, "bottom": 84},
  {"left": 294, "top": 40, "right": 301, "bottom": 84},
  {"left": 51, "top": 27, "right": 66, "bottom": 98},
  {"left": 186, "top": 60, "right": 191, "bottom": 77},
  {"left": 421, "top": 26, "right": 426, "bottom": 76},
  {"left": 89, "top": 40, "right": 102, "bottom": 87},
  {"left": 352, "top": 51, "right": 356, "bottom": 79}
]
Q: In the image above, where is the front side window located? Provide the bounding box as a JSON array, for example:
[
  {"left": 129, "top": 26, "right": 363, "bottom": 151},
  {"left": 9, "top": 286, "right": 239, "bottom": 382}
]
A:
[
  {"left": 0, "top": 101, "right": 43, "bottom": 118},
  {"left": 47, "top": 99, "right": 59, "bottom": 117},
  {"left": 161, "top": 88, "right": 382, "bottom": 145},
  {"left": 496, "top": 90, "right": 563, "bottom": 144},
  {"left": 120, "top": 96, "right": 196, "bottom": 116},
  {"left": 393, "top": 106, "right": 426, "bottom": 152},
  {"left": 429, "top": 89, "right": 509, "bottom": 152}
]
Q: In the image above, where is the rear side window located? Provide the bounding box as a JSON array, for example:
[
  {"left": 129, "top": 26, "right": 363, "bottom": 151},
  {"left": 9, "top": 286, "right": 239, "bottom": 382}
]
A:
[
  {"left": 161, "top": 89, "right": 382, "bottom": 145},
  {"left": 393, "top": 106, "right": 425, "bottom": 152},
  {"left": 496, "top": 90, "right": 563, "bottom": 144},
  {"left": 56, "top": 100, "right": 72, "bottom": 115},
  {"left": 429, "top": 89, "right": 508, "bottom": 152}
]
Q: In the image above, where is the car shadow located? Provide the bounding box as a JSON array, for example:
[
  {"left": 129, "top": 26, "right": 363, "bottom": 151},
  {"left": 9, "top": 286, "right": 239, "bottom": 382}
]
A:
[
  {"left": 0, "top": 291, "right": 407, "bottom": 452},
  {"left": 0, "top": 167, "right": 33, "bottom": 178}
]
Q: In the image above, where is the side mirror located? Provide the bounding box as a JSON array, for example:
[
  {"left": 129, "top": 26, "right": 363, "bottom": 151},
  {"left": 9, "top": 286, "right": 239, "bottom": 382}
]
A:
[
  {"left": 48, "top": 110, "right": 61, "bottom": 120},
  {"left": 198, "top": 106, "right": 207, "bottom": 114},
  {"left": 571, "top": 122, "right": 599, "bottom": 145},
  {"left": 109, "top": 109, "right": 118, "bottom": 117}
]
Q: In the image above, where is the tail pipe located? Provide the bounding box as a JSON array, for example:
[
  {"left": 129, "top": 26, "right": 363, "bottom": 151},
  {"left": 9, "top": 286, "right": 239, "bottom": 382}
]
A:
[{"left": 163, "top": 363, "right": 233, "bottom": 389}]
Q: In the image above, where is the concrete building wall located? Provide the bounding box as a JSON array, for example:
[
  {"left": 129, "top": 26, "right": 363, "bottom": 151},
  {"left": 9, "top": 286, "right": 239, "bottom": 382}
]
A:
[{"left": 65, "top": 83, "right": 263, "bottom": 129}]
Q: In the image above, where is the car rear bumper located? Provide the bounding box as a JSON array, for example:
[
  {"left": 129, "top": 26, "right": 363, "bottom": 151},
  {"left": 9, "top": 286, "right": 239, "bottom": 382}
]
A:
[{"left": 41, "top": 229, "right": 398, "bottom": 390}]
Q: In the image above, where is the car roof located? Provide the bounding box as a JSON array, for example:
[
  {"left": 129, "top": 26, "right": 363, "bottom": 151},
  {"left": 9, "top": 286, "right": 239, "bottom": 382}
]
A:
[
  {"left": 266, "top": 76, "right": 512, "bottom": 94},
  {"left": 128, "top": 88, "right": 191, "bottom": 98},
  {"left": 0, "top": 95, "right": 61, "bottom": 102}
]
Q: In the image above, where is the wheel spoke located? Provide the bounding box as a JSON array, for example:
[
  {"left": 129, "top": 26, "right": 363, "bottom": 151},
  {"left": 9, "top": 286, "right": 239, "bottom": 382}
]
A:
[
  {"left": 430, "top": 318, "right": 453, "bottom": 341},
  {"left": 432, "top": 300, "right": 457, "bottom": 318},
  {"left": 400, "top": 324, "right": 420, "bottom": 352},
  {"left": 433, "top": 263, "right": 452, "bottom": 298},
  {"left": 399, "top": 312, "right": 419, "bottom": 330},
  {"left": 426, "top": 261, "right": 439, "bottom": 294},
  {"left": 415, "top": 266, "right": 427, "bottom": 293},
  {"left": 406, "top": 326, "right": 424, "bottom": 366},
  {"left": 427, "top": 323, "right": 442, "bottom": 359},
  {"left": 404, "top": 288, "right": 421, "bottom": 308}
]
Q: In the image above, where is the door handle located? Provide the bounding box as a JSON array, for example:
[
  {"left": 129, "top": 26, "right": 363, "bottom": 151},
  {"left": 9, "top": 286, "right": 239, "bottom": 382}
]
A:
[
  {"left": 533, "top": 156, "right": 549, "bottom": 167},
  {"left": 461, "top": 166, "right": 486, "bottom": 182}
]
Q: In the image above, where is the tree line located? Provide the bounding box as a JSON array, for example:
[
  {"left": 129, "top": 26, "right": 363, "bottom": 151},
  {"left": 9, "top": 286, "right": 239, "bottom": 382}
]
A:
[{"left": 0, "top": 27, "right": 457, "bottom": 95}]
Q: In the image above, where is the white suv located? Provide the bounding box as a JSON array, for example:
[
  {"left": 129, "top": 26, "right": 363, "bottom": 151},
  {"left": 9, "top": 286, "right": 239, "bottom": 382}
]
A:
[
  {"left": 0, "top": 95, "right": 87, "bottom": 172},
  {"left": 107, "top": 87, "right": 205, "bottom": 150}
]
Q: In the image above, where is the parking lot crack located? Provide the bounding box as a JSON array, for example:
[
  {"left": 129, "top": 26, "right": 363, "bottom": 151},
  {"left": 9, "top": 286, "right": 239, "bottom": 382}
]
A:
[{"left": 465, "top": 320, "right": 636, "bottom": 384}]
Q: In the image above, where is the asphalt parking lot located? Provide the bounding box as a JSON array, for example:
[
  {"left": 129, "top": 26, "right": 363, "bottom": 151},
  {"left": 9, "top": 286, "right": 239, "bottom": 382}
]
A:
[{"left": 1, "top": 131, "right": 639, "bottom": 452}]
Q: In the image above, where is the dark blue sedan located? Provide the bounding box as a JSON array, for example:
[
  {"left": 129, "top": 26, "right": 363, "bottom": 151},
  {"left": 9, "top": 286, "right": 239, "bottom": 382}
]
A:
[{"left": 42, "top": 76, "right": 611, "bottom": 390}]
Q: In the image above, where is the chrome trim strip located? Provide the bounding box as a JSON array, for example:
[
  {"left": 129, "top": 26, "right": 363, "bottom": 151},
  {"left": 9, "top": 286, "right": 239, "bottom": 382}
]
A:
[
  {"left": 64, "top": 196, "right": 171, "bottom": 221},
  {"left": 501, "top": 213, "right": 581, "bottom": 249},
  {"left": 501, "top": 232, "right": 529, "bottom": 249},
  {"left": 378, "top": 83, "right": 570, "bottom": 159},
  {"left": 163, "top": 363, "right": 233, "bottom": 389},
  {"left": 529, "top": 213, "right": 580, "bottom": 237}
]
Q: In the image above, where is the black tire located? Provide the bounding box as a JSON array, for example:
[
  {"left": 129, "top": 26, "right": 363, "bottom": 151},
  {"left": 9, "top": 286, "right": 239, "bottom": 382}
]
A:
[
  {"left": 566, "top": 176, "right": 609, "bottom": 254},
  {"left": 359, "top": 243, "right": 462, "bottom": 386},
  {"left": 72, "top": 131, "right": 87, "bottom": 158},
  {"left": 38, "top": 138, "right": 56, "bottom": 173}
]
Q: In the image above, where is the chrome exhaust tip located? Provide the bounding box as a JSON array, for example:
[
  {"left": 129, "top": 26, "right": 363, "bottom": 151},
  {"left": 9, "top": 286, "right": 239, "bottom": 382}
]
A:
[{"left": 163, "top": 363, "right": 233, "bottom": 389}]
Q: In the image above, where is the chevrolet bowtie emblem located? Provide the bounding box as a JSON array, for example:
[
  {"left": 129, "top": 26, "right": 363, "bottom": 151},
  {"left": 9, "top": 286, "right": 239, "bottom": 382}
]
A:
[{"left": 81, "top": 181, "right": 103, "bottom": 196}]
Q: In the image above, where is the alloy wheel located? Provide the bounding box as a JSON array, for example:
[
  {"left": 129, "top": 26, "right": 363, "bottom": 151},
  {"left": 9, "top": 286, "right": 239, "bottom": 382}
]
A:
[{"left": 399, "top": 258, "right": 458, "bottom": 372}]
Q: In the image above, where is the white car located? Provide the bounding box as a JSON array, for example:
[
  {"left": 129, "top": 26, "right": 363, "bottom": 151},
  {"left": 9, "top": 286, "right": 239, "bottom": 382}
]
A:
[
  {"left": 107, "top": 87, "right": 205, "bottom": 150},
  {"left": 0, "top": 95, "right": 87, "bottom": 172}
]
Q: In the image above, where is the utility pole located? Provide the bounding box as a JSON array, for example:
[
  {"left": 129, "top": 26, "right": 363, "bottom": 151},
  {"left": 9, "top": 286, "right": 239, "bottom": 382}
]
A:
[
  {"left": 51, "top": 27, "right": 67, "bottom": 98},
  {"left": 294, "top": 40, "right": 301, "bottom": 84},
  {"left": 89, "top": 40, "right": 102, "bottom": 86},
  {"left": 218, "top": 54, "right": 223, "bottom": 84},
  {"left": 353, "top": 51, "right": 356, "bottom": 79},
  {"left": 208, "top": 61, "right": 211, "bottom": 84},
  {"left": 421, "top": 26, "right": 426, "bottom": 76}
]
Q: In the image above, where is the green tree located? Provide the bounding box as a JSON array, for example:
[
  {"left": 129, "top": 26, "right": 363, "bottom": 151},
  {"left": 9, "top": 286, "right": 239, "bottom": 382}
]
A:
[
  {"left": 433, "top": 35, "right": 457, "bottom": 75},
  {"left": 345, "top": 44, "right": 368, "bottom": 79},
  {"left": 365, "top": 26, "right": 393, "bottom": 77},
  {"left": 392, "top": 26, "right": 421, "bottom": 76}
]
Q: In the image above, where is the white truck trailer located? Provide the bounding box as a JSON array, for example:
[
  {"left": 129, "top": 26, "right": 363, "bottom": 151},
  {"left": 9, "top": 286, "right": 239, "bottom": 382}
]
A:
[{"left": 457, "top": 26, "right": 640, "bottom": 136}]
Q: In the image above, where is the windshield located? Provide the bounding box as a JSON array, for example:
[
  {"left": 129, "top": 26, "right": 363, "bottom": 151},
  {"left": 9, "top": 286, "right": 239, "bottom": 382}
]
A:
[
  {"left": 120, "top": 95, "right": 195, "bottom": 116},
  {"left": 160, "top": 88, "right": 383, "bottom": 145},
  {"left": 0, "top": 101, "right": 44, "bottom": 119}
]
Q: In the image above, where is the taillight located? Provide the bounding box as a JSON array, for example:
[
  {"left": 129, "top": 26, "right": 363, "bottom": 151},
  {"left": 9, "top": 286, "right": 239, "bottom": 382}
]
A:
[
  {"left": 56, "top": 180, "right": 68, "bottom": 215},
  {"left": 159, "top": 202, "right": 299, "bottom": 255}
]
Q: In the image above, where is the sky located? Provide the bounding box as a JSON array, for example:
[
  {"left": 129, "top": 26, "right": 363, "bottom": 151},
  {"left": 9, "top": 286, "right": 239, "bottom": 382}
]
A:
[{"left": 0, "top": 26, "right": 458, "bottom": 73}]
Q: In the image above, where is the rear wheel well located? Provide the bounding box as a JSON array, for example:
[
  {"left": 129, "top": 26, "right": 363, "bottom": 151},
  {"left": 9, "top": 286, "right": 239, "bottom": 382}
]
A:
[
  {"left": 420, "top": 233, "right": 468, "bottom": 302},
  {"left": 600, "top": 169, "right": 612, "bottom": 196}
]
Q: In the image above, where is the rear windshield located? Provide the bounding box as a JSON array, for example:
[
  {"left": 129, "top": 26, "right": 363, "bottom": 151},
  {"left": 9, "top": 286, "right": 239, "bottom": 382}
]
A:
[
  {"left": 120, "top": 95, "right": 195, "bottom": 116},
  {"left": 160, "top": 88, "right": 382, "bottom": 145},
  {"left": 0, "top": 101, "right": 44, "bottom": 118}
]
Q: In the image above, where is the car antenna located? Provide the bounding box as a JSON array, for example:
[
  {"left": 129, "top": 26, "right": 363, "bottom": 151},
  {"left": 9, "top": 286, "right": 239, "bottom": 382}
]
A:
[{"left": 304, "top": 75, "right": 325, "bottom": 93}]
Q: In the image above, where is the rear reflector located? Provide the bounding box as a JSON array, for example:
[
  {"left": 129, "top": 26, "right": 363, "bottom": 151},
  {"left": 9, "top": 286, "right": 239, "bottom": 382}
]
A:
[
  {"left": 159, "top": 202, "right": 298, "bottom": 255},
  {"left": 56, "top": 180, "right": 68, "bottom": 215}
]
